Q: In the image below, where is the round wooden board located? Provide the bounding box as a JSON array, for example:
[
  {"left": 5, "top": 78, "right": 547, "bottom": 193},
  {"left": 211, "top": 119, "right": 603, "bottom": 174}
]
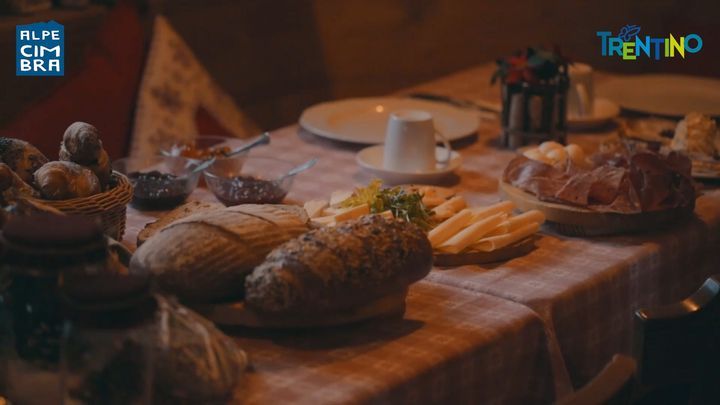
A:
[
  {"left": 191, "top": 289, "right": 408, "bottom": 329},
  {"left": 499, "top": 181, "right": 694, "bottom": 236},
  {"left": 433, "top": 236, "right": 537, "bottom": 267}
]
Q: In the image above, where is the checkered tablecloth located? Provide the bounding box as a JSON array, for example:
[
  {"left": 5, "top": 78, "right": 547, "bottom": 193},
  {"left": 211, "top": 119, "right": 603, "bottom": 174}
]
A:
[
  {"left": 232, "top": 281, "right": 556, "bottom": 405},
  {"left": 123, "top": 63, "right": 720, "bottom": 402}
]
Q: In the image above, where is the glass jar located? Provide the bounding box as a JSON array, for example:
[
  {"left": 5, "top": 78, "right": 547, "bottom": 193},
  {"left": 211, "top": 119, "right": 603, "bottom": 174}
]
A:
[
  {"left": 60, "top": 274, "right": 157, "bottom": 405},
  {"left": 0, "top": 214, "right": 108, "bottom": 405},
  {"left": 500, "top": 71, "right": 569, "bottom": 149}
]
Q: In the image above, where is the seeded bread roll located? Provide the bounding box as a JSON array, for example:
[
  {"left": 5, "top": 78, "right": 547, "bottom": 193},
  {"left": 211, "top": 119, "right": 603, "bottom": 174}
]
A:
[
  {"left": 0, "top": 137, "right": 48, "bottom": 185},
  {"left": 130, "top": 204, "right": 310, "bottom": 303},
  {"left": 245, "top": 215, "right": 433, "bottom": 314}
]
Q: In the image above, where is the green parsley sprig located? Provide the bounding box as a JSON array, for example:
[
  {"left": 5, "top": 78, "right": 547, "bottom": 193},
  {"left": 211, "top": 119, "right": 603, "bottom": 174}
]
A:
[{"left": 340, "top": 179, "right": 434, "bottom": 229}]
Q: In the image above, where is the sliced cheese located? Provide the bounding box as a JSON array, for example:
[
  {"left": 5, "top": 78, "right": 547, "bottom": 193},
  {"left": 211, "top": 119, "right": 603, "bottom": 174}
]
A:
[
  {"left": 330, "top": 190, "right": 353, "bottom": 206},
  {"left": 473, "top": 222, "right": 540, "bottom": 252},
  {"left": 303, "top": 199, "right": 329, "bottom": 218},
  {"left": 311, "top": 215, "right": 336, "bottom": 226},
  {"left": 428, "top": 209, "right": 472, "bottom": 248},
  {"left": 487, "top": 210, "right": 545, "bottom": 236},
  {"left": 423, "top": 195, "right": 447, "bottom": 208},
  {"left": 432, "top": 195, "right": 467, "bottom": 220},
  {"left": 333, "top": 204, "right": 370, "bottom": 221},
  {"left": 437, "top": 212, "right": 507, "bottom": 254},
  {"left": 469, "top": 201, "right": 514, "bottom": 222}
]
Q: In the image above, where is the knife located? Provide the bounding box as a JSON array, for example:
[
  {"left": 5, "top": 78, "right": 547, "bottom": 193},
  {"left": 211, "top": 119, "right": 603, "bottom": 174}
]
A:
[{"left": 408, "top": 92, "right": 501, "bottom": 116}]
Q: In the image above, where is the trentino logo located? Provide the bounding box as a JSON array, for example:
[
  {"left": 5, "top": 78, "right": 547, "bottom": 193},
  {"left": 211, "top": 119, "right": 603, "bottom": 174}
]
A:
[
  {"left": 16, "top": 21, "right": 64, "bottom": 76},
  {"left": 596, "top": 25, "right": 703, "bottom": 60}
]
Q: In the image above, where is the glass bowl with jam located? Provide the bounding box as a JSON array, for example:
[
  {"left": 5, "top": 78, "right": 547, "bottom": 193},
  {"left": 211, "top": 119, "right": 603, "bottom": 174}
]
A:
[
  {"left": 112, "top": 156, "right": 201, "bottom": 210},
  {"left": 160, "top": 136, "right": 247, "bottom": 163},
  {"left": 203, "top": 156, "right": 294, "bottom": 206}
]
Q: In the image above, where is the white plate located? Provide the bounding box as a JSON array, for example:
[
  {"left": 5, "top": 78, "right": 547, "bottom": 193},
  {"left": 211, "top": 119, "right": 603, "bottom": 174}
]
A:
[
  {"left": 300, "top": 97, "right": 479, "bottom": 144},
  {"left": 567, "top": 98, "right": 620, "bottom": 129},
  {"left": 596, "top": 74, "right": 720, "bottom": 117},
  {"left": 356, "top": 145, "right": 462, "bottom": 184}
]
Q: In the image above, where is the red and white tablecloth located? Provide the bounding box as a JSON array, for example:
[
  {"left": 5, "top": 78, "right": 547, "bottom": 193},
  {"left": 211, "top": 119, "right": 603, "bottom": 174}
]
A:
[{"left": 123, "top": 63, "right": 720, "bottom": 403}]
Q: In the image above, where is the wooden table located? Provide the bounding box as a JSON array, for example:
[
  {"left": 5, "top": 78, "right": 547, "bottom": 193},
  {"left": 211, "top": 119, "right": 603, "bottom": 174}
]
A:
[{"left": 123, "top": 63, "right": 720, "bottom": 403}]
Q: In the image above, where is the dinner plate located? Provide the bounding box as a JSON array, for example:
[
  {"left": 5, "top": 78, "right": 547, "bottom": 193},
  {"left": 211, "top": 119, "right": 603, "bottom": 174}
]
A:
[
  {"left": 300, "top": 97, "right": 480, "bottom": 144},
  {"left": 567, "top": 98, "right": 620, "bottom": 129},
  {"left": 356, "top": 145, "right": 462, "bottom": 185},
  {"left": 596, "top": 74, "right": 720, "bottom": 118}
]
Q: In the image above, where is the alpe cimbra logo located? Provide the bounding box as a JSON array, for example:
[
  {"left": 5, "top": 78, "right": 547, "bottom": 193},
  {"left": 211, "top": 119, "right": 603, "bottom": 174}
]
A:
[
  {"left": 596, "top": 25, "right": 703, "bottom": 60},
  {"left": 16, "top": 21, "right": 64, "bottom": 76}
]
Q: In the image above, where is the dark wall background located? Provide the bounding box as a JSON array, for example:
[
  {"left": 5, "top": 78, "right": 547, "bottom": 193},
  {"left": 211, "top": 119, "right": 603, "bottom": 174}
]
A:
[{"left": 1, "top": 0, "right": 718, "bottom": 131}]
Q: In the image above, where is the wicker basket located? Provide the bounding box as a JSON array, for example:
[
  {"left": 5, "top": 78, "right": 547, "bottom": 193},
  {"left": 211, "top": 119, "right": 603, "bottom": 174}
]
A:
[{"left": 28, "top": 171, "right": 134, "bottom": 240}]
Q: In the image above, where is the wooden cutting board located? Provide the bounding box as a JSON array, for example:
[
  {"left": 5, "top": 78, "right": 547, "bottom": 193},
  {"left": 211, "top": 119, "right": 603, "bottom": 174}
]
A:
[
  {"left": 191, "top": 290, "right": 408, "bottom": 329},
  {"left": 433, "top": 236, "right": 537, "bottom": 267},
  {"left": 499, "top": 181, "right": 694, "bottom": 236}
]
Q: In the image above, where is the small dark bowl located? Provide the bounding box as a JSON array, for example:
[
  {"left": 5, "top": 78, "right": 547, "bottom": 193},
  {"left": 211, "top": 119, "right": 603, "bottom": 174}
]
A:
[
  {"left": 203, "top": 156, "right": 295, "bottom": 206},
  {"left": 112, "top": 156, "right": 201, "bottom": 211}
]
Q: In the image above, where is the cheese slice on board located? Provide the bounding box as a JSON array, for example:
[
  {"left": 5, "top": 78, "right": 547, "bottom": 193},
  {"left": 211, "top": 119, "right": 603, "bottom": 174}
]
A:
[
  {"left": 487, "top": 210, "right": 545, "bottom": 237},
  {"left": 473, "top": 222, "right": 540, "bottom": 252},
  {"left": 469, "top": 201, "right": 514, "bottom": 222},
  {"left": 437, "top": 212, "right": 507, "bottom": 254},
  {"left": 428, "top": 209, "right": 472, "bottom": 248},
  {"left": 432, "top": 196, "right": 467, "bottom": 220}
]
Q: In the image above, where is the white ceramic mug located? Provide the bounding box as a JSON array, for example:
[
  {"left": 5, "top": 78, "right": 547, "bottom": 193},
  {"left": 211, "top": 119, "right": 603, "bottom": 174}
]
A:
[
  {"left": 383, "top": 110, "right": 451, "bottom": 172},
  {"left": 568, "top": 63, "right": 594, "bottom": 117}
]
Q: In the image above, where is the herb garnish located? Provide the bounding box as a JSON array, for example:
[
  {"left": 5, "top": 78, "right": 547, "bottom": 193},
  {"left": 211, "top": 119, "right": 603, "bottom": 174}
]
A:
[{"left": 341, "top": 180, "right": 434, "bottom": 229}]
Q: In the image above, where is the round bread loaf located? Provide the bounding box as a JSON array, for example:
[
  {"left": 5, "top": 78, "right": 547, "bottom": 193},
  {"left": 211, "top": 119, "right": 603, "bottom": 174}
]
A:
[
  {"left": 244, "top": 215, "right": 433, "bottom": 314},
  {"left": 130, "top": 204, "right": 309, "bottom": 303}
]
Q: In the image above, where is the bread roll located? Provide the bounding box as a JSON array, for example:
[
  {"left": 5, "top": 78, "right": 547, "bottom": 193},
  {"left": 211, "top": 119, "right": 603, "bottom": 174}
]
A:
[
  {"left": 34, "top": 161, "right": 101, "bottom": 200},
  {"left": 0, "top": 163, "right": 13, "bottom": 192},
  {"left": 60, "top": 122, "right": 112, "bottom": 189},
  {"left": 0, "top": 137, "right": 48, "bottom": 185},
  {"left": 84, "top": 148, "right": 112, "bottom": 190},
  {"left": 130, "top": 204, "right": 310, "bottom": 303},
  {"left": 0, "top": 163, "right": 39, "bottom": 198},
  {"left": 60, "top": 122, "right": 103, "bottom": 164},
  {"left": 245, "top": 215, "right": 432, "bottom": 314}
]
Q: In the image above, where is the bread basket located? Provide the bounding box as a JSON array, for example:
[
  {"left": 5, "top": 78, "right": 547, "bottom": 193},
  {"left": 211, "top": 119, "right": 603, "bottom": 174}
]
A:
[{"left": 28, "top": 171, "right": 133, "bottom": 240}]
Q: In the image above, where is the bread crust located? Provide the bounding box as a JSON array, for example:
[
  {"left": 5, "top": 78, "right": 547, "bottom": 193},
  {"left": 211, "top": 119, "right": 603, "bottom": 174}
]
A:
[
  {"left": 137, "top": 201, "right": 223, "bottom": 246},
  {"left": 245, "top": 215, "right": 432, "bottom": 314},
  {"left": 130, "top": 204, "right": 309, "bottom": 303}
]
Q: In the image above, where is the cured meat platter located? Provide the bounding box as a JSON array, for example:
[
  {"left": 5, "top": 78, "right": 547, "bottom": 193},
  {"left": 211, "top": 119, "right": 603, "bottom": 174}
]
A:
[{"left": 500, "top": 181, "right": 694, "bottom": 236}]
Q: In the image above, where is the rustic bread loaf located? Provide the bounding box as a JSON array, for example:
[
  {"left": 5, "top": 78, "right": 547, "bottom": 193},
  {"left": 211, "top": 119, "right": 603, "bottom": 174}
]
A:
[
  {"left": 130, "top": 204, "right": 309, "bottom": 303},
  {"left": 137, "top": 200, "right": 223, "bottom": 246},
  {"left": 245, "top": 215, "right": 432, "bottom": 314}
]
